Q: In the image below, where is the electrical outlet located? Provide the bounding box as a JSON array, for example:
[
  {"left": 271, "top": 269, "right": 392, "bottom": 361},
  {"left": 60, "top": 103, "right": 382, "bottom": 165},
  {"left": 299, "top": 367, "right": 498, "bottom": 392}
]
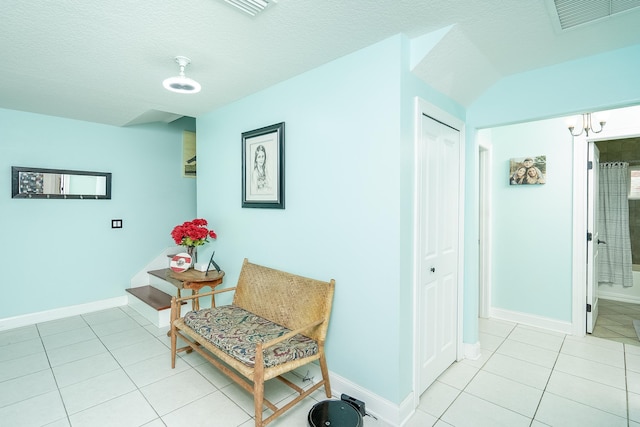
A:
[{"left": 111, "top": 219, "right": 123, "bottom": 228}]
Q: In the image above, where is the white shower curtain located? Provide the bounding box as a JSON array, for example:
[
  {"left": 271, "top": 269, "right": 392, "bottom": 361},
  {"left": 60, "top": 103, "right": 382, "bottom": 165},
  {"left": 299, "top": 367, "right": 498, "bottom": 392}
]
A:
[{"left": 598, "top": 162, "right": 633, "bottom": 287}]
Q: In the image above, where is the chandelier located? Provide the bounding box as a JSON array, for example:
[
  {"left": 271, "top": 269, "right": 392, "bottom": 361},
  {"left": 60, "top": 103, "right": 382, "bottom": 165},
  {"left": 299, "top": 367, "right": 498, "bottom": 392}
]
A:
[{"left": 567, "top": 113, "right": 606, "bottom": 137}]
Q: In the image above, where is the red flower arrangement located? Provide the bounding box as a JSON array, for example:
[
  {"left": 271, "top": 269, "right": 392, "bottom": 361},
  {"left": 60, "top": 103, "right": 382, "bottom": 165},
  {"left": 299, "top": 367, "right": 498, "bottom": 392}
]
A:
[{"left": 171, "top": 218, "right": 217, "bottom": 247}]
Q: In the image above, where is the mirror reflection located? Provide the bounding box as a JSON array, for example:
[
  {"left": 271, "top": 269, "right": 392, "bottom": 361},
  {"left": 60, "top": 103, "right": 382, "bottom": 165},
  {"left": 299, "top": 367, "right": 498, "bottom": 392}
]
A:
[{"left": 11, "top": 167, "right": 111, "bottom": 199}]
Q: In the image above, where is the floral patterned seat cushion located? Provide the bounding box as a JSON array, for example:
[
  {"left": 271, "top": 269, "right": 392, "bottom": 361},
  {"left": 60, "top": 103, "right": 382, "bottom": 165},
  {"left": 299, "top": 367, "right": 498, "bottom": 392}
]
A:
[{"left": 183, "top": 305, "right": 318, "bottom": 368}]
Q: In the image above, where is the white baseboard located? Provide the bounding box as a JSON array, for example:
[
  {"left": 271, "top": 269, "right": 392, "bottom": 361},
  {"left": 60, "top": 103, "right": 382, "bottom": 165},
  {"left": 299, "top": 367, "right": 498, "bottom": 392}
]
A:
[
  {"left": 464, "top": 341, "right": 482, "bottom": 360},
  {"left": 490, "top": 307, "right": 573, "bottom": 335},
  {"left": 328, "top": 369, "right": 405, "bottom": 426},
  {"left": 0, "top": 296, "right": 128, "bottom": 331},
  {"left": 598, "top": 292, "right": 640, "bottom": 304},
  {"left": 397, "top": 393, "right": 416, "bottom": 427}
]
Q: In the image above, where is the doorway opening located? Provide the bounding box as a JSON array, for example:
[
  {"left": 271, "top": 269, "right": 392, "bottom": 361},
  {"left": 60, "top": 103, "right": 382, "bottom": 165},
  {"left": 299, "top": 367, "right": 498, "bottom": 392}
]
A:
[
  {"left": 572, "top": 104, "right": 640, "bottom": 346},
  {"left": 588, "top": 137, "right": 640, "bottom": 345}
]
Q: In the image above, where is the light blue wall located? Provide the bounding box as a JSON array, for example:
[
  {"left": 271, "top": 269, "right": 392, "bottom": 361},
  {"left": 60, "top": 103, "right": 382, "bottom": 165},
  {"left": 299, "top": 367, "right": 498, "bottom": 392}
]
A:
[
  {"left": 488, "top": 119, "right": 574, "bottom": 320},
  {"left": 468, "top": 44, "right": 640, "bottom": 129},
  {"left": 0, "top": 109, "right": 196, "bottom": 318},
  {"left": 197, "top": 35, "right": 404, "bottom": 402},
  {"left": 0, "top": 33, "right": 467, "bottom": 406},
  {"left": 196, "top": 35, "right": 463, "bottom": 404},
  {"left": 466, "top": 43, "right": 640, "bottom": 323}
]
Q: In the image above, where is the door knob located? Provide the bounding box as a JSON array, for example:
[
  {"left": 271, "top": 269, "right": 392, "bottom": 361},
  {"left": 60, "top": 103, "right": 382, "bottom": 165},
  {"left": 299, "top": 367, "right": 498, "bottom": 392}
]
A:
[{"left": 430, "top": 267, "right": 436, "bottom": 273}]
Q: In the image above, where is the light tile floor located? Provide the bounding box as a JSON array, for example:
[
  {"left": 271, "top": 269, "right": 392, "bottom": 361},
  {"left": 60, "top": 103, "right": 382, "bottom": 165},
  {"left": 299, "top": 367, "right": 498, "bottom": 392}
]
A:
[
  {"left": 1, "top": 307, "right": 639, "bottom": 426},
  {"left": 592, "top": 299, "right": 640, "bottom": 346},
  {"left": 0, "top": 306, "right": 388, "bottom": 427},
  {"left": 409, "top": 317, "right": 640, "bottom": 427}
]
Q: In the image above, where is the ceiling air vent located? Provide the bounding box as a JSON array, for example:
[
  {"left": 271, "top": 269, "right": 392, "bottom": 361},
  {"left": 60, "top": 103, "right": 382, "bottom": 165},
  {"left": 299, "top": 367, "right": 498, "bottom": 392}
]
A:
[
  {"left": 548, "top": 0, "right": 640, "bottom": 30},
  {"left": 222, "top": 0, "right": 274, "bottom": 16}
]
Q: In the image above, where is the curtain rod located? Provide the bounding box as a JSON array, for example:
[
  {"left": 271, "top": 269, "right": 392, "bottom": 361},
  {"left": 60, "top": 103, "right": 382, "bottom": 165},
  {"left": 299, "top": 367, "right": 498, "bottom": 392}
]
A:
[{"left": 602, "top": 160, "right": 640, "bottom": 165}]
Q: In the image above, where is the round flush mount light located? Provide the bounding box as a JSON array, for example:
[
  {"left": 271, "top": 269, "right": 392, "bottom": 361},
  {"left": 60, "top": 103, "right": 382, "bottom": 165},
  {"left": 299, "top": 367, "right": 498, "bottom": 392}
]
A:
[{"left": 163, "top": 56, "right": 201, "bottom": 94}]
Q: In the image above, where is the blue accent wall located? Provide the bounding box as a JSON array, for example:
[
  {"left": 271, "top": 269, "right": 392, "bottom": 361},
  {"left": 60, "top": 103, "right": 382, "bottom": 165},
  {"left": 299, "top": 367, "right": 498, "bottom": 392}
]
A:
[
  {"left": 487, "top": 119, "right": 574, "bottom": 321},
  {"left": 466, "top": 43, "right": 640, "bottom": 324},
  {"left": 196, "top": 35, "right": 405, "bottom": 402},
  {"left": 468, "top": 44, "right": 640, "bottom": 129},
  {"left": 195, "top": 35, "right": 465, "bottom": 403},
  {"left": 0, "top": 110, "right": 196, "bottom": 318}
]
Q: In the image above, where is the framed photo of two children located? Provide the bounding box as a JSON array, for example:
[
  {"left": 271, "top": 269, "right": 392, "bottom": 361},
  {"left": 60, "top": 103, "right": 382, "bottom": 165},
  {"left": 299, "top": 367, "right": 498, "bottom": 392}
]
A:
[{"left": 509, "top": 155, "right": 546, "bottom": 185}]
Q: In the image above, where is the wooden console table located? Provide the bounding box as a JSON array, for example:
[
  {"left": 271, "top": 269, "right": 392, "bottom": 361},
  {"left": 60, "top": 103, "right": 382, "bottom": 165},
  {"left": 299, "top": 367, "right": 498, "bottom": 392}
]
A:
[{"left": 148, "top": 268, "right": 225, "bottom": 310}]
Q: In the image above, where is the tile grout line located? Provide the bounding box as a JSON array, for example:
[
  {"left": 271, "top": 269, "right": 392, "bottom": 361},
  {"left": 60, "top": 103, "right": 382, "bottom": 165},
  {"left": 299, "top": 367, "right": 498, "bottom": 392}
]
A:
[
  {"left": 81, "top": 307, "right": 167, "bottom": 425},
  {"left": 624, "top": 344, "right": 630, "bottom": 427},
  {"left": 527, "top": 331, "right": 566, "bottom": 427},
  {"left": 50, "top": 309, "right": 135, "bottom": 425},
  {"left": 435, "top": 322, "right": 529, "bottom": 425},
  {"left": 84, "top": 307, "right": 256, "bottom": 425},
  {"left": 490, "top": 323, "right": 547, "bottom": 426},
  {"left": 32, "top": 308, "right": 168, "bottom": 425},
  {"left": 0, "top": 330, "right": 55, "bottom": 408},
  {"left": 593, "top": 299, "right": 640, "bottom": 346},
  {"left": 538, "top": 332, "right": 632, "bottom": 423},
  {"left": 36, "top": 319, "right": 73, "bottom": 426}
]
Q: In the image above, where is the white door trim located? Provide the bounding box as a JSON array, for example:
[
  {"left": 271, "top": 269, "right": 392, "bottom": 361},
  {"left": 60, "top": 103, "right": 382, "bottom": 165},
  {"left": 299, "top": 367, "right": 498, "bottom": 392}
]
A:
[
  {"left": 572, "top": 126, "right": 640, "bottom": 337},
  {"left": 586, "top": 142, "right": 600, "bottom": 333},
  {"left": 571, "top": 133, "right": 589, "bottom": 337},
  {"left": 412, "top": 97, "right": 465, "bottom": 409},
  {"left": 478, "top": 140, "right": 492, "bottom": 318}
]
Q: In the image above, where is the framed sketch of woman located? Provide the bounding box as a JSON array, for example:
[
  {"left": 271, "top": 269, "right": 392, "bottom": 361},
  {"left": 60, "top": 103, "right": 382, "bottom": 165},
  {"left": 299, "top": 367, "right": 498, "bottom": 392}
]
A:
[
  {"left": 251, "top": 144, "right": 271, "bottom": 194},
  {"left": 241, "top": 122, "right": 285, "bottom": 208}
]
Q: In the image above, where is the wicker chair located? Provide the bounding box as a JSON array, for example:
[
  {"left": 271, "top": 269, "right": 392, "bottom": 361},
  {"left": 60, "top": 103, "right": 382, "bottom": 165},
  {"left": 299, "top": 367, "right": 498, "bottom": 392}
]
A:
[{"left": 170, "top": 258, "right": 335, "bottom": 427}]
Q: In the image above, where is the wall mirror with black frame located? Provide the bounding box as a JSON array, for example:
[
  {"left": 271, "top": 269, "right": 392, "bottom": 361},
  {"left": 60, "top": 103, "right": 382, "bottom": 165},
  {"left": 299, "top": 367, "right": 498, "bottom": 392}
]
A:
[{"left": 11, "top": 166, "right": 112, "bottom": 199}]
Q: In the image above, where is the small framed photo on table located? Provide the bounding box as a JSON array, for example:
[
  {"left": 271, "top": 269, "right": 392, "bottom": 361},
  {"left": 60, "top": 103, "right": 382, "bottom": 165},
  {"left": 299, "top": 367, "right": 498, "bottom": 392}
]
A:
[{"left": 241, "top": 122, "right": 285, "bottom": 209}]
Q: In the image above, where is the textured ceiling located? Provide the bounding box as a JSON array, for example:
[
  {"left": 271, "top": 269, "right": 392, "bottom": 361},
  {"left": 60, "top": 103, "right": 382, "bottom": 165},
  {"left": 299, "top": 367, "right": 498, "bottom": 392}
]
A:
[{"left": 1, "top": 0, "right": 639, "bottom": 126}]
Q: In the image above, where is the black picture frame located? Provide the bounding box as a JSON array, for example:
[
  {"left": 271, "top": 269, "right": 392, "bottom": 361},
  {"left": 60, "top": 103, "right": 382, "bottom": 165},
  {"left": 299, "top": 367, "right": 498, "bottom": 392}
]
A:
[{"left": 241, "top": 122, "right": 285, "bottom": 209}]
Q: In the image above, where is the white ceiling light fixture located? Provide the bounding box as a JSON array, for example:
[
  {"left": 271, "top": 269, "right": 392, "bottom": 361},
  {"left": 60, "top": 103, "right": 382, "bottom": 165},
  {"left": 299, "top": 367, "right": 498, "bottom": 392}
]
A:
[
  {"left": 163, "top": 56, "right": 201, "bottom": 94},
  {"left": 222, "top": 0, "right": 274, "bottom": 16}
]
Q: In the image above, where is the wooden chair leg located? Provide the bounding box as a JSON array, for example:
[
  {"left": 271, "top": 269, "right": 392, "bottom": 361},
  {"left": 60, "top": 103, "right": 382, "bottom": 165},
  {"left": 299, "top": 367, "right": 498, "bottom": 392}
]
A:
[
  {"left": 319, "top": 349, "right": 331, "bottom": 397},
  {"left": 254, "top": 379, "right": 265, "bottom": 426},
  {"left": 254, "top": 345, "right": 265, "bottom": 427},
  {"left": 170, "top": 297, "right": 177, "bottom": 369},
  {"left": 170, "top": 331, "right": 177, "bottom": 369}
]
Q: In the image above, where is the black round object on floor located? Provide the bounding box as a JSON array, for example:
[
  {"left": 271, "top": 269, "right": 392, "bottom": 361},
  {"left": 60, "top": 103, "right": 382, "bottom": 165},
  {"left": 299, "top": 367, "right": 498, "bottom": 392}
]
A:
[{"left": 308, "top": 399, "right": 363, "bottom": 427}]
